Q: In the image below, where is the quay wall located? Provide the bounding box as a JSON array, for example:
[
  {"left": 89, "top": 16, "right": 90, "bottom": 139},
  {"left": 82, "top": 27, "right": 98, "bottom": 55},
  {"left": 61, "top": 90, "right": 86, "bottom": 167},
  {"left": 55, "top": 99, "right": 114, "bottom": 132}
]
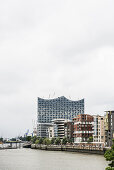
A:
[{"left": 31, "top": 144, "right": 105, "bottom": 155}]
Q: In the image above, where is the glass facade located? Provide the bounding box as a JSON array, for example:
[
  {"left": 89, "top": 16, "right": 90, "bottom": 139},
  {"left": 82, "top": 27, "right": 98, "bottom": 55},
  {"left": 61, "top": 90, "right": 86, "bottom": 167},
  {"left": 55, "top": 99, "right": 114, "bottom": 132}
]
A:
[{"left": 37, "top": 96, "right": 84, "bottom": 137}]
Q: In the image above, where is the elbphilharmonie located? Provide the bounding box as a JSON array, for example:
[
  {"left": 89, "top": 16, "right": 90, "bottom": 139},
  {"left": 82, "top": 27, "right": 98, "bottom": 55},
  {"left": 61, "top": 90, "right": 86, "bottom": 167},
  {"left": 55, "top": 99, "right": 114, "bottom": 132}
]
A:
[{"left": 37, "top": 96, "right": 84, "bottom": 137}]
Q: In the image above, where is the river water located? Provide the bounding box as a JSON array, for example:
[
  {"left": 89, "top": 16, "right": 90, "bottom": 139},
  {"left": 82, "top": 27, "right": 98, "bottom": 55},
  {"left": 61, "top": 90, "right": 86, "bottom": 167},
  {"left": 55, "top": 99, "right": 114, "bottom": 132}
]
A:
[{"left": 0, "top": 148, "right": 108, "bottom": 170}]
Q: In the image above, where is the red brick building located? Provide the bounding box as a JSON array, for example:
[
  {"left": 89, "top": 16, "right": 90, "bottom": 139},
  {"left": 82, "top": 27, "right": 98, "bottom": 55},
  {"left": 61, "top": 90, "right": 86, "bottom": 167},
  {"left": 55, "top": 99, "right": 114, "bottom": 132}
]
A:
[
  {"left": 73, "top": 114, "right": 94, "bottom": 143},
  {"left": 64, "top": 121, "right": 74, "bottom": 140}
]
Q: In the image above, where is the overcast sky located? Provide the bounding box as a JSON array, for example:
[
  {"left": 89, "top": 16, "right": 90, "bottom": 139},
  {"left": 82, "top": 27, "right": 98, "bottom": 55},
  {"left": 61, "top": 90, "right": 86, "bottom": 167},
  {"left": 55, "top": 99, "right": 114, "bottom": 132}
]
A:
[{"left": 0, "top": 0, "right": 114, "bottom": 138}]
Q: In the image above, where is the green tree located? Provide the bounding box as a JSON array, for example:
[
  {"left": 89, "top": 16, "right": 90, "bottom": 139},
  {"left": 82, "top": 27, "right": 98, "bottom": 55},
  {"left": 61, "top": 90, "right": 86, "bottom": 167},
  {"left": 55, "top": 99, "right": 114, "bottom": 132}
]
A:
[
  {"left": 51, "top": 137, "right": 55, "bottom": 144},
  {"left": 26, "top": 136, "right": 31, "bottom": 141},
  {"left": 18, "top": 136, "right": 25, "bottom": 141},
  {"left": 88, "top": 136, "right": 93, "bottom": 143},
  {"left": 47, "top": 138, "right": 51, "bottom": 145},
  {"left": 55, "top": 137, "right": 61, "bottom": 145},
  {"left": 43, "top": 138, "right": 47, "bottom": 145},
  {"left": 35, "top": 139, "right": 39, "bottom": 144},
  {"left": 104, "top": 139, "right": 114, "bottom": 169},
  {"left": 0, "top": 137, "right": 3, "bottom": 142},
  {"left": 31, "top": 136, "right": 37, "bottom": 144},
  {"left": 38, "top": 138, "right": 43, "bottom": 144},
  {"left": 62, "top": 137, "right": 68, "bottom": 145},
  {"left": 51, "top": 138, "right": 55, "bottom": 145},
  {"left": 43, "top": 138, "right": 51, "bottom": 145},
  {"left": 10, "top": 138, "right": 16, "bottom": 141}
]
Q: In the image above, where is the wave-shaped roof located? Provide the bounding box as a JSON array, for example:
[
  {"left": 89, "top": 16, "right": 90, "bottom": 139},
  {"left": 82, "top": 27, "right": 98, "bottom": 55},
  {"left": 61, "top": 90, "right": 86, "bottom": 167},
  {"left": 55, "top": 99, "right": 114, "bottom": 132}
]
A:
[{"left": 38, "top": 96, "right": 84, "bottom": 102}]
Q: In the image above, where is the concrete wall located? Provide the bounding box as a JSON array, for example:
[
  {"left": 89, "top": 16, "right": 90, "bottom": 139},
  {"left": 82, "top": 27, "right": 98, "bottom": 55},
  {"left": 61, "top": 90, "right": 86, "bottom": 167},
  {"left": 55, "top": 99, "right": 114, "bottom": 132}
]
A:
[{"left": 31, "top": 144, "right": 105, "bottom": 155}]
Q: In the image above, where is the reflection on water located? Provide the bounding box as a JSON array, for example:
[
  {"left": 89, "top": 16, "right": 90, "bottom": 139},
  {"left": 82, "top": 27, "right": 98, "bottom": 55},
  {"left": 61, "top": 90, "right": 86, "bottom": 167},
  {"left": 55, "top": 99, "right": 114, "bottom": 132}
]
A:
[{"left": 0, "top": 148, "right": 108, "bottom": 170}]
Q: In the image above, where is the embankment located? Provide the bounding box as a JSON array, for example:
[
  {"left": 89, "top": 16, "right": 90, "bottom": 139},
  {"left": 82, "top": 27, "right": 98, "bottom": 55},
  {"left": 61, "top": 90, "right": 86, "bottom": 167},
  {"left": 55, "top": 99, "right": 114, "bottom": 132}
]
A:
[{"left": 31, "top": 144, "right": 106, "bottom": 155}]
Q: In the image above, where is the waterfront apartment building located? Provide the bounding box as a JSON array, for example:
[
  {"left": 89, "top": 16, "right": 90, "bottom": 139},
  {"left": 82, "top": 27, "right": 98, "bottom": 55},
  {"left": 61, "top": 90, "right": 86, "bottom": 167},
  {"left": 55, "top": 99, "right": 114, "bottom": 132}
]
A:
[
  {"left": 64, "top": 121, "right": 74, "bottom": 140},
  {"left": 51, "top": 119, "right": 67, "bottom": 139},
  {"left": 37, "top": 123, "right": 52, "bottom": 138},
  {"left": 93, "top": 115, "right": 105, "bottom": 143},
  {"left": 104, "top": 111, "right": 114, "bottom": 147},
  {"left": 37, "top": 96, "right": 84, "bottom": 137},
  {"left": 48, "top": 119, "right": 74, "bottom": 140},
  {"left": 48, "top": 119, "right": 66, "bottom": 139},
  {"left": 73, "top": 114, "right": 94, "bottom": 143}
]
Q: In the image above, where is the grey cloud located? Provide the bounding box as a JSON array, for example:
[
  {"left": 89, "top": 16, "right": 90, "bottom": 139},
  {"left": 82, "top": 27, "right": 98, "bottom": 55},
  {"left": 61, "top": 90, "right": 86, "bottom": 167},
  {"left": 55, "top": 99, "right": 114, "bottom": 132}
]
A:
[{"left": 0, "top": 0, "right": 114, "bottom": 137}]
